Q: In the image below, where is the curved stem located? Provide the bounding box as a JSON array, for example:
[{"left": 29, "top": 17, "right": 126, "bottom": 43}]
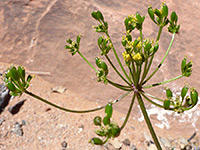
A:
[
  {"left": 142, "top": 33, "right": 176, "bottom": 85},
  {"left": 77, "top": 51, "right": 98, "bottom": 73},
  {"left": 105, "top": 55, "right": 131, "bottom": 86},
  {"left": 143, "top": 75, "right": 183, "bottom": 89},
  {"left": 120, "top": 93, "right": 135, "bottom": 130},
  {"left": 136, "top": 93, "right": 162, "bottom": 150},
  {"left": 107, "top": 79, "right": 132, "bottom": 91},
  {"left": 25, "top": 90, "right": 130, "bottom": 113},
  {"left": 105, "top": 32, "right": 132, "bottom": 83}
]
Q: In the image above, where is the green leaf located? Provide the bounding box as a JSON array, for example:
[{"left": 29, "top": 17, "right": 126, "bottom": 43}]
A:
[
  {"left": 164, "top": 99, "right": 170, "bottom": 109},
  {"left": 89, "top": 138, "right": 104, "bottom": 145},
  {"left": 18, "top": 66, "right": 25, "bottom": 83},
  {"left": 94, "top": 116, "right": 102, "bottom": 126},
  {"left": 6, "top": 81, "right": 16, "bottom": 92},
  {"left": 10, "top": 66, "right": 20, "bottom": 82},
  {"left": 105, "top": 103, "right": 112, "bottom": 118},
  {"left": 103, "top": 116, "right": 110, "bottom": 125},
  {"left": 166, "top": 88, "right": 173, "bottom": 98}
]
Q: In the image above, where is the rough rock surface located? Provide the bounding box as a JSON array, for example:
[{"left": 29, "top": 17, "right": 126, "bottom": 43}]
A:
[{"left": 0, "top": 0, "right": 200, "bottom": 149}]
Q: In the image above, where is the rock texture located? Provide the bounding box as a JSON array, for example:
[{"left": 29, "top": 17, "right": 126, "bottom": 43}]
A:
[{"left": 0, "top": 0, "right": 200, "bottom": 149}]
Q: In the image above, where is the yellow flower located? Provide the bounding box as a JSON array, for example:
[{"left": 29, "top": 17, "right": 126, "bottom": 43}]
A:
[
  {"left": 122, "top": 51, "right": 134, "bottom": 61},
  {"left": 133, "top": 53, "right": 142, "bottom": 61}
]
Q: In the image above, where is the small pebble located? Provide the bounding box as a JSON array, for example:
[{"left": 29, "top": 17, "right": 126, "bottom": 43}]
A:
[
  {"left": 0, "top": 117, "right": 5, "bottom": 125},
  {"left": 8, "top": 99, "right": 26, "bottom": 115},
  {"left": 11, "top": 122, "right": 23, "bottom": 136},
  {"left": 130, "top": 144, "right": 137, "bottom": 150},
  {"left": 122, "top": 138, "right": 131, "bottom": 146},
  {"left": 61, "top": 141, "right": 67, "bottom": 148}
]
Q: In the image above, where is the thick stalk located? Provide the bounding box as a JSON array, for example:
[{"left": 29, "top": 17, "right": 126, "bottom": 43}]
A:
[
  {"left": 105, "top": 32, "right": 132, "bottom": 83},
  {"left": 143, "top": 75, "right": 183, "bottom": 89},
  {"left": 120, "top": 93, "right": 135, "bottom": 130},
  {"left": 105, "top": 55, "right": 131, "bottom": 86},
  {"left": 136, "top": 93, "right": 162, "bottom": 150},
  {"left": 142, "top": 33, "right": 176, "bottom": 85},
  {"left": 156, "top": 26, "right": 163, "bottom": 41}
]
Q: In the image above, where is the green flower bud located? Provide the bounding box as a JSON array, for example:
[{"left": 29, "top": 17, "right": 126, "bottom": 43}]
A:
[
  {"left": 95, "top": 129, "right": 106, "bottom": 136},
  {"left": 91, "top": 12, "right": 99, "bottom": 21},
  {"left": 166, "top": 88, "right": 173, "bottom": 98},
  {"left": 94, "top": 116, "right": 102, "bottom": 126},
  {"left": 97, "top": 11, "right": 104, "bottom": 22},
  {"left": 111, "top": 124, "right": 121, "bottom": 137},
  {"left": 181, "top": 85, "right": 188, "bottom": 100},
  {"left": 76, "top": 35, "right": 81, "bottom": 45},
  {"left": 101, "top": 62, "right": 108, "bottom": 72},
  {"left": 170, "top": 11, "right": 178, "bottom": 22},
  {"left": 95, "top": 57, "right": 102, "bottom": 68},
  {"left": 98, "top": 37, "right": 103, "bottom": 46},
  {"left": 162, "top": 4, "right": 168, "bottom": 17},
  {"left": 181, "top": 57, "right": 187, "bottom": 73},
  {"left": 105, "top": 103, "right": 112, "bottom": 118},
  {"left": 18, "top": 66, "right": 25, "bottom": 83},
  {"left": 148, "top": 6, "right": 155, "bottom": 22},
  {"left": 164, "top": 99, "right": 170, "bottom": 109},
  {"left": 154, "top": 9, "right": 162, "bottom": 18},
  {"left": 103, "top": 116, "right": 110, "bottom": 126},
  {"left": 136, "top": 12, "right": 142, "bottom": 23},
  {"left": 190, "top": 88, "right": 198, "bottom": 106}
]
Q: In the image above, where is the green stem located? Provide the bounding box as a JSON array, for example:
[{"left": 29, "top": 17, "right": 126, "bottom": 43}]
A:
[
  {"left": 141, "top": 92, "right": 164, "bottom": 108},
  {"left": 105, "top": 32, "right": 132, "bottom": 83},
  {"left": 111, "top": 91, "right": 132, "bottom": 104},
  {"left": 77, "top": 51, "right": 98, "bottom": 73},
  {"left": 25, "top": 89, "right": 130, "bottom": 113},
  {"left": 136, "top": 93, "right": 162, "bottom": 150},
  {"left": 107, "top": 79, "right": 132, "bottom": 91},
  {"left": 156, "top": 26, "right": 163, "bottom": 41},
  {"left": 120, "top": 93, "right": 135, "bottom": 130},
  {"left": 142, "top": 33, "right": 176, "bottom": 85},
  {"left": 142, "top": 91, "right": 164, "bottom": 102},
  {"left": 105, "top": 55, "right": 131, "bottom": 86},
  {"left": 140, "top": 59, "right": 148, "bottom": 84},
  {"left": 143, "top": 75, "right": 183, "bottom": 89}
]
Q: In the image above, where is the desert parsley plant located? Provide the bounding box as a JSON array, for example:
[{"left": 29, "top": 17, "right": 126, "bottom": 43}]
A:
[{"left": 3, "top": 3, "right": 199, "bottom": 149}]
